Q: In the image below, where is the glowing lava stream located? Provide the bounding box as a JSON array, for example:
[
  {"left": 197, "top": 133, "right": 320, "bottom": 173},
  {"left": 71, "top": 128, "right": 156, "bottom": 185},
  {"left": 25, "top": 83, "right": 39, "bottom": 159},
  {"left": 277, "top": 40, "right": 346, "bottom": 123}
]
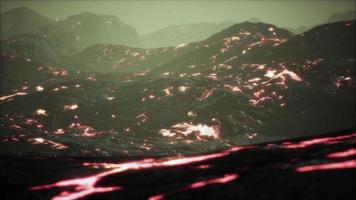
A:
[
  {"left": 148, "top": 173, "right": 239, "bottom": 200},
  {"left": 327, "top": 148, "right": 356, "bottom": 158},
  {"left": 30, "top": 147, "right": 247, "bottom": 200},
  {"left": 281, "top": 133, "right": 356, "bottom": 149},
  {"left": 296, "top": 160, "right": 356, "bottom": 172}
]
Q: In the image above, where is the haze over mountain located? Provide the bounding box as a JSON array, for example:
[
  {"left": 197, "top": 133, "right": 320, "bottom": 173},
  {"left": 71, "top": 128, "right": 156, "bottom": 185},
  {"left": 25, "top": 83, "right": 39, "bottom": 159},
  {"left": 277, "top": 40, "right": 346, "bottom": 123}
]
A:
[
  {"left": 327, "top": 10, "right": 355, "bottom": 23},
  {"left": 1, "top": 8, "right": 140, "bottom": 57},
  {"left": 0, "top": 3, "right": 355, "bottom": 200},
  {"left": 284, "top": 10, "right": 355, "bottom": 34},
  {"left": 33, "top": 12, "right": 140, "bottom": 56},
  {"left": 0, "top": 7, "right": 55, "bottom": 39},
  {"left": 140, "top": 21, "right": 234, "bottom": 48},
  {"left": 1, "top": 34, "right": 60, "bottom": 65}
]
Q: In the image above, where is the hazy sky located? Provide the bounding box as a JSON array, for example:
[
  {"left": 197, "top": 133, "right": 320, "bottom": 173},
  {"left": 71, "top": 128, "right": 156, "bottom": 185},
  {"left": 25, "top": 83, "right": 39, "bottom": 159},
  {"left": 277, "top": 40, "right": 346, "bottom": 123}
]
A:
[{"left": 1, "top": 1, "right": 355, "bottom": 35}]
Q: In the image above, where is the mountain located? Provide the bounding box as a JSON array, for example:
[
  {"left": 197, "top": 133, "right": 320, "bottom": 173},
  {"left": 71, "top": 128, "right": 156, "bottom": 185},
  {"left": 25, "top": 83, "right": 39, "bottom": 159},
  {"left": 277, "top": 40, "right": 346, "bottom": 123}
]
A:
[
  {"left": 1, "top": 8, "right": 140, "bottom": 58},
  {"left": 0, "top": 7, "right": 55, "bottom": 39},
  {"left": 246, "top": 17, "right": 261, "bottom": 23},
  {"left": 1, "top": 20, "right": 354, "bottom": 157},
  {"left": 33, "top": 12, "right": 140, "bottom": 57},
  {"left": 0, "top": 52, "right": 88, "bottom": 94},
  {"left": 149, "top": 21, "right": 293, "bottom": 74},
  {"left": 327, "top": 10, "right": 356, "bottom": 23},
  {"left": 65, "top": 22, "right": 293, "bottom": 74},
  {"left": 64, "top": 42, "right": 197, "bottom": 73},
  {"left": 285, "top": 10, "right": 356, "bottom": 34},
  {"left": 284, "top": 25, "right": 309, "bottom": 34},
  {"left": 1, "top": 34, "right": 60, "bottom": 65},
  {"left": 140, "top": 21, "right": 234, "bottom": 48}
]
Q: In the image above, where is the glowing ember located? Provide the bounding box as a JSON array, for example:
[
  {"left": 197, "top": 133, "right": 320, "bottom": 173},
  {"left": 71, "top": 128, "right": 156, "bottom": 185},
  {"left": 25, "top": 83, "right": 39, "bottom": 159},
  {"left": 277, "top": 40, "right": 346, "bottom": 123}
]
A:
[
  {"left": 268, "top": 27, "right": 275, "bottom": 32},
  {"left": 163, "top": 87, "right": 173, "bottom": 96},
  {"left": 36, "top": 86, "right": 44, "bottom": 91},
  {"left": 199, "top": 89, "right": 214, "bottom": 101},
  {"left": 136, "top": 113, "right": 148, "bottom": 123},
  {"left": 264, "top": 70, "right": 277, "bottom": 78},
  {"left": 54, "top": 129, "right": 65, "bottom": 135},
  {"left": 106, "top": 97, "right": 115, "bottom": 101},
  {"left": 187, "top": 111, "right": 197, "bottom": 117},
  {"left": 64, "top": 104, "right": 79, "bottom": 111},
  {"left": 248, "top": 78, "right": 261, "bottom": 83},
  {"left": 281, "top": 69, "right": 302, "bottom": 81},
  {"left": 35, "top": 109, "right": 48, "bottom": 116},
  {"left": 178, "top": 86, "right": 189, "bottom": 92},
  {"left": 296, "top": 160, "right": 356, "bottom": 172},
  {"left": 159, "top": 123, "right": 220, "bottom": 139},
  {"left": 159, "top": 129, "right": 176, "bottom": 137},
  {"left": 69, "top": 123, "right": 97, "bottom": 137},
  {"left": 0, "top": 92, "right": 27, "bottom": 101},
  {"left": 224, "top": 84, "right": 242, "bottom": 93},
  {"left": 28, "top": 137, "right": 67, "bottom": 150}
]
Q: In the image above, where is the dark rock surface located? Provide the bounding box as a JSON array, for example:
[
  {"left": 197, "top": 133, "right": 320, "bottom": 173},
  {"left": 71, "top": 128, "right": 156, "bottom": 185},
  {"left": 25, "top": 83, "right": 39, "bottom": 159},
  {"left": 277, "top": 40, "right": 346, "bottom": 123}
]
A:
[{"left": 1, "top": 128, "right": 355, "bottom": 200}]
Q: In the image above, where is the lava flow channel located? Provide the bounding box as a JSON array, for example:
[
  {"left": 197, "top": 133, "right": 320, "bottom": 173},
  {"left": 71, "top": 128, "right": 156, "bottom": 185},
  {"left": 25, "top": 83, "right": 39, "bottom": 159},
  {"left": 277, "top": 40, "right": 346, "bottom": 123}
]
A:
[{"left": 30, "top": 147, "right": 247, "bottom": 200}]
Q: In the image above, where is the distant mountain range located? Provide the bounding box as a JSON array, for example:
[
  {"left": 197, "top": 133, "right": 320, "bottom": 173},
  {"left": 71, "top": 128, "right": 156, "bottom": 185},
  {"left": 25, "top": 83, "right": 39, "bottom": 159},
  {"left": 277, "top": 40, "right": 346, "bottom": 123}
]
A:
[
  {"left": 1, "top": 7, "right": 140, "bottom": 57},
  {"left": 285, "top": 9, "right": 356, "bottom": 34},
  {"left": 140, "top": 21, "right": 234, "bottom": 48},
  {"left": 1, "top": 7, "right": 355, "bottom": 60},
  {"left": 0, "top": 7, "right": 55, "bottom": 39},
  {"left": 327, "top": 10, "right": 355, "bottom": 23}
]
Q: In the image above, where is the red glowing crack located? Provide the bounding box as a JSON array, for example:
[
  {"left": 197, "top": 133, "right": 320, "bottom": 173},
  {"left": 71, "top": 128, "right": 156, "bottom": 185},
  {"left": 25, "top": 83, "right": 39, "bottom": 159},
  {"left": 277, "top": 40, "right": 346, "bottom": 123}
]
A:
[
  {"left": 327, "top": 148, "right": 356, "bottom": 158},
  {"left": 148, "top": 173, "right": 239, "bottom": 200},
  {"left": 282, "top": 133, "right": 356, "bottom": 149},
  {"left": 296, "top": 160, "right": 356, "bottom": 172},
  {"left": 30, "top": 147, "right": 247, "bottom": 200}
]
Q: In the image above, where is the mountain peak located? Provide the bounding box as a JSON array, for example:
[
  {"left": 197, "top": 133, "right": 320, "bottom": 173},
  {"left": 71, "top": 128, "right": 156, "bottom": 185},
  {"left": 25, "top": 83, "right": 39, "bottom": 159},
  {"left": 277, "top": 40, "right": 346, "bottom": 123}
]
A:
[
  {"left": 327, "top": 10, "right": 356, "bottom": 23},
  {"left": 64, "top": 11, "right": 99, "bottom": 21},
  {"left": 246, "top": 17, "right": 260, "bottom": 23},
  {"left": 3, "top": 6, "right": 41, "bottom": 17},
  {"left": 1, "top": 7, "right": 54, "bottom": 39}
]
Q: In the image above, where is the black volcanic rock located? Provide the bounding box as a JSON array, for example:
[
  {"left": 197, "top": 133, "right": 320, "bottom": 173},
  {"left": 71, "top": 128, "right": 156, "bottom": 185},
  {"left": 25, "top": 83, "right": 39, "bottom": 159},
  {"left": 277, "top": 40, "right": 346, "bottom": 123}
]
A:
[
  {"left": 0, "top": 54, "right": 87, "bottom": 94},
  {"left": 1, "top": 129, "right": 355, "bottom": 200},
  {"left": 0, "top": 7, "right": 55, "bottom": 39},
  {"left": 150, "top": 21, "right": 293, "bottom": 74},
  {"left": 245, "top": 20, "right": 356, "bottom": 61},
  {"left": 141, "top": 21, "right": 234, "bottom": 48},
  {"left": 0, "top": 21, "right": 354, "bottom": 158},
  {"left": 1, "top": 34, "right": 60, "bottom": 64}
]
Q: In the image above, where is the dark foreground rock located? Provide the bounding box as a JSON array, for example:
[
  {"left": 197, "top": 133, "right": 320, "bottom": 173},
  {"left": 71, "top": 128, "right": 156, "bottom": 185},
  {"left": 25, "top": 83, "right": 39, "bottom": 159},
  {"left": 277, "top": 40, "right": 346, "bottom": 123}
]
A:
[{"left": 1, "top": 128, "right": 355, "bottom": 200}]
